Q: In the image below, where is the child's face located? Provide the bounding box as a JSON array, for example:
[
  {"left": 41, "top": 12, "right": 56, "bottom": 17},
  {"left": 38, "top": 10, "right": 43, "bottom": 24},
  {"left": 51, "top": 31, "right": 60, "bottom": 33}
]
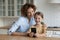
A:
[{"left": 34, "top": 15, "right": 43, "bottom": 24}]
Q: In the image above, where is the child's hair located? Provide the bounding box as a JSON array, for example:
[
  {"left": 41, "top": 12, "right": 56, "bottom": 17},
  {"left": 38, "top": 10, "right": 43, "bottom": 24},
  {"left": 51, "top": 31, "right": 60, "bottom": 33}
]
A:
[{"left": 34, "top": 12, "right": 43, "bottom": 19}]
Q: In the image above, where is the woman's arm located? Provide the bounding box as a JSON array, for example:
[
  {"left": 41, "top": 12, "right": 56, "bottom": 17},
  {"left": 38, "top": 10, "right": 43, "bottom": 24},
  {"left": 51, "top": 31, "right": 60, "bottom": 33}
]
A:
[
  {"left": 11, "top": 32, "right": 28, "bottom": 36},
  {"left": 11, "top": 27, "right": 31, "bottom": 36},
  {"left": 26, "top": 26, "right": 35, "bottom": 37},
  {"left": 8, "top": 17, "right": 24, "bottom": 35},
  {"left": 27, "top": 28, "right": 31, "bottom": 33}
]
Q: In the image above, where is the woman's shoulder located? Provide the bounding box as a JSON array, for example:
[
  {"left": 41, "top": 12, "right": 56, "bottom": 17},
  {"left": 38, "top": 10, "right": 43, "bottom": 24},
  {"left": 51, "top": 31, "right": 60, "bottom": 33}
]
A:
[
  {"left": 16, "top": 16, "right": 28, "bottom": 24},
  {"left": 18, "top": 16, "right": 28, "bottom": 21},
  {"left": 19, "top": 16, "right": 27, "bottom": 19}
]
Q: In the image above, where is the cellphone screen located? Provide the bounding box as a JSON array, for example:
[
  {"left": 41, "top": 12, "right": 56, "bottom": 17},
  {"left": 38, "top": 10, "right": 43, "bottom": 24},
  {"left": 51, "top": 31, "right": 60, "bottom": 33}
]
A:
[{"left": 31, "top": 28, "right": 36, "bottom": 33}]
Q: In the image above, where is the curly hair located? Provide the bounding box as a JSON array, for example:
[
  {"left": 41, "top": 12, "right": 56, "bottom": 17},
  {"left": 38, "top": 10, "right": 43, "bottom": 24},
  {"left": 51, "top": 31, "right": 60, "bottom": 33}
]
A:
[{"left": 21, "top": 3, "right": 36, "bottom": 17}]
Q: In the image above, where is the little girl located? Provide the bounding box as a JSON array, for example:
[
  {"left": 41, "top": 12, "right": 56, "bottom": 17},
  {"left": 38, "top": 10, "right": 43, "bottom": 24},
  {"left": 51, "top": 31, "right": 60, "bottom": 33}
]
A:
[{"left": 27, "top": 12, "right": 47, "bottom": 37}]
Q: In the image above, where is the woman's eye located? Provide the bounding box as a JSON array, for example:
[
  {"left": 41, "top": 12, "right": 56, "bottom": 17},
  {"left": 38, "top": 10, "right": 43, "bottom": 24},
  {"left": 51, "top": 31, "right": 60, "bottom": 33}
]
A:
[{"left": 38, "top": 18, "right": 40, "bottom": 19}]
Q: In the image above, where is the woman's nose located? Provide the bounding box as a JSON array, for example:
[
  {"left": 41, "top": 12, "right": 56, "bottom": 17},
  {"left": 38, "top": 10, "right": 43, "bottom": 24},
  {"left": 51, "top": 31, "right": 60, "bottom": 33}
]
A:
[{"left": 31, "top": 13, "right": 34, "bottom": 16}]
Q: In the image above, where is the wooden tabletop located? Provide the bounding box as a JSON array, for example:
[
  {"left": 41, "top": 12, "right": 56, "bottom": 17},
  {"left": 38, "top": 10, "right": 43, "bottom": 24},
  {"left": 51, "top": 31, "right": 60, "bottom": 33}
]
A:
[
  {"left": 47, "top": 28, "right": 60, "bottom": 31},
  {"left": 0, "top": 25, "right": 60, "bottom": 31},
  {"left": 0, "top": 35, "right": 60, "bottom": 40}
]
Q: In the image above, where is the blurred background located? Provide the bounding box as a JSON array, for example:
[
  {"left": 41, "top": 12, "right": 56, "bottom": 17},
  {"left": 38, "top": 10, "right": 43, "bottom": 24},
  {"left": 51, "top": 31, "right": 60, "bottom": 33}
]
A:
[
  {"left": 0, "top": 0, "right": 60, "bottom": 37},
  {"left": 0, "top": 0, "right": 60, "bottom": 27}
]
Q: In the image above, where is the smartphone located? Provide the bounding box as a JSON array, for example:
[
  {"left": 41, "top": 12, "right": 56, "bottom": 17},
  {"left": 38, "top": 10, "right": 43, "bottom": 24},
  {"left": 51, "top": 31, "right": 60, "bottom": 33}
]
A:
[{"left": 31, "top": 28, "right": 36, "bottom": 33}]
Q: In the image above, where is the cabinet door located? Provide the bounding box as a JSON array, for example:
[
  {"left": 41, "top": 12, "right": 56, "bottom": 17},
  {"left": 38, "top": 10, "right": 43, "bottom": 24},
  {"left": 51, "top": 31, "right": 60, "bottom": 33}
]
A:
[
  {"left": 8, "top": 0, "right": 14, "bottom": 16},
  {"left": 0, "top": 29, "right": 8, "bottom": 34},
  {"left": 46, "top": 31, "right": 53, "bottom": 37},
  {"left": 16, "top": 0, "right": 34, "bottom": 16},
  {"left": 0, "top": 0, "right": 34, "bottom": 17},
  {"left": 0, "top": 0, "right": 6, "bottom": 16},
  {"left": 17, "top": 0, "right": 24, "bottom": 16},
  {"left": 52, "top": 31, "right": 60, "bottom": 37}
]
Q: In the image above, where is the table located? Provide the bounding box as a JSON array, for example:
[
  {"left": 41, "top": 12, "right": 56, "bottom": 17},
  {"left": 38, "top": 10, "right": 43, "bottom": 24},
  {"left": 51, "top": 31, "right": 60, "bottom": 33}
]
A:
[{"left": 0, "top": 35, "right": 60, "bottom": 40}]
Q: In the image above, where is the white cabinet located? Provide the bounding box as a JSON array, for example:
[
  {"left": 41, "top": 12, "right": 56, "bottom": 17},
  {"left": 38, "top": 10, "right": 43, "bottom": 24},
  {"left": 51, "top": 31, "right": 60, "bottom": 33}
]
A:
[
  {"left": 46, "top": 31, "right": 60, "bottom": 37},
  {"left": 52, "top": 31, "right": 60, "bottom": 37},
  {"left": 0, "top": 0, "right": 6, "bottom": 16},
  {"left": 0, "top": 0, "right": 34, "bottom": 18},
  {"left": 0, "top": 29, "right": 8, "bottom": 34},
  {"left": 46, "top": 31, "right": 53, "bottom": 37}
]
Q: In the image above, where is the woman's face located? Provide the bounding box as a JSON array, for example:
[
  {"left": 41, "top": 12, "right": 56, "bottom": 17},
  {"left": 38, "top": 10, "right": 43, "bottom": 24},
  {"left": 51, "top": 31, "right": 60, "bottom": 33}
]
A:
[
  {"left": 27, "top": 7, "right": 35, "bottom": 19},
  {"left": 34, "top": 15, "right": 43, "bottom": 25}
]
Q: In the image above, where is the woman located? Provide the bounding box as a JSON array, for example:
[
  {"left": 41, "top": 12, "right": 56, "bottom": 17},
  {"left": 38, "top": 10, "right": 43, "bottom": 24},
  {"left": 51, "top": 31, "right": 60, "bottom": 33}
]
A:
[{"left": 8, "top": 3, "right": 36, "bottom": 36}]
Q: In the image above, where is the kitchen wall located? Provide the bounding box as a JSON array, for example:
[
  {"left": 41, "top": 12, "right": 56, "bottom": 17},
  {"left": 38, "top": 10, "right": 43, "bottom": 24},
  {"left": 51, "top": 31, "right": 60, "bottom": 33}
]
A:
[
  {"left": 0, "top": 0, "right": 60, "bottom": 27},
  {"left": 34, "top": 0, "right": 60, "bottom": 27}
]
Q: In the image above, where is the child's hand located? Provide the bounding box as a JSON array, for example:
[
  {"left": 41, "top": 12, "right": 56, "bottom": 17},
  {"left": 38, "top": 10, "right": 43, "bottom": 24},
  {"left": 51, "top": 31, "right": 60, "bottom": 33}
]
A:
[
  {"left": 29, "top": 32, "right": 34, "bottom": 37},
  {"left": 35, "top": 33, "right": 46, "bottom": 37},
  {"left": 35, "top": 33, "right": 43, "bottom": 37},
  {"left": 35, "top": 33, "right": 40, "bottom": 37}
]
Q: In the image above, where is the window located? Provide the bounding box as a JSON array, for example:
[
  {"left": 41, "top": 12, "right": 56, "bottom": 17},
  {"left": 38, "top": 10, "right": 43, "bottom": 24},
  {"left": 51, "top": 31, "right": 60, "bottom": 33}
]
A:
[
  {"left": 8, "top": 0, "right": 14, "bottom": 16},
  {"left": 0, "top": 0, "right": 34, "bottom": 17},
  {"left": 0, "top": 0, "right": 5, "bottom": 16},
  {"left": 17, "top": 0, "right": 34, "bottom": 16}
]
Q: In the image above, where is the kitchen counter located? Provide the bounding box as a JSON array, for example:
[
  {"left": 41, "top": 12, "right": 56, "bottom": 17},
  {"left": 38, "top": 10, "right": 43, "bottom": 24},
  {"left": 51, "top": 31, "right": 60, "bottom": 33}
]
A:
[
  {"left": 0, "top": 26, "right": 60, "bottom": 31},
  {"left": 0, "top": 25, "right": 11, "bottom": 29},
  {"left": 0, "top": 34, "right": 60, "bottom": 40},
  {"left": 47, "top": 27, "right": 60, "bottom": 31}
]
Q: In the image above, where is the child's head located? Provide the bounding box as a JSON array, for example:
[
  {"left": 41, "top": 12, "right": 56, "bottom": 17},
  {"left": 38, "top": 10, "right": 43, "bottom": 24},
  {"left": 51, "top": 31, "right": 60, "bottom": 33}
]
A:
[{"left": 34, "top": 12, "right": 43, "bottom": 24}]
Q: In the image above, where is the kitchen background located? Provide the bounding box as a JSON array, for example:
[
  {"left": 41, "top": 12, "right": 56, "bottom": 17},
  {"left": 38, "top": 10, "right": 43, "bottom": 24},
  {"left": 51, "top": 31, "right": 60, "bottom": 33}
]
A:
[
  {"left": 0, "top": 0, "right": 60, "bottom": 27},
  {"left": 35, "top": 0, "right": 60, "bottom": 27},
  {"left": 0, "top": 0, "right": 60, "bottom": 37}
]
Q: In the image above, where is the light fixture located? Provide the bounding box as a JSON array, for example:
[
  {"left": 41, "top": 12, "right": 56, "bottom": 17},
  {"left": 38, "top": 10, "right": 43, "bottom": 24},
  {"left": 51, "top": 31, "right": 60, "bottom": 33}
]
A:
[{"left": 48, "top": 0, "right": 60, "bottom": 3}]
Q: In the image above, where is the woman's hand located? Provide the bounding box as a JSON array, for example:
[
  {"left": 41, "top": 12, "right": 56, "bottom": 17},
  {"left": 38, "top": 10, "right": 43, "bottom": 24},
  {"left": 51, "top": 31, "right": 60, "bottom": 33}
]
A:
[{"left": 28, "top": 32, "right": 34, "bottom": 37}]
